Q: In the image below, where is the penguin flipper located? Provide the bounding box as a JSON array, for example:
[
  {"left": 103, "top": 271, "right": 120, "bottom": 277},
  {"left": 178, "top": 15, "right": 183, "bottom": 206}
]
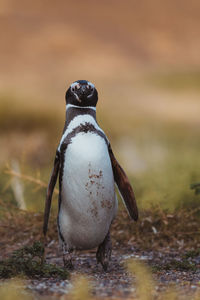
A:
[
  {"left": 43, "top": 151, "right": 60, "bottom": 236},
  {"left": 108, "top": 144, "right": 138, "bottom": 221}
]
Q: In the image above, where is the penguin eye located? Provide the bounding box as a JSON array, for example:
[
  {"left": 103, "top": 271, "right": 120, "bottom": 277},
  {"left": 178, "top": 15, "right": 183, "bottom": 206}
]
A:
[{"left": 72, "top": 87, "right": 75, "bottom": 92}]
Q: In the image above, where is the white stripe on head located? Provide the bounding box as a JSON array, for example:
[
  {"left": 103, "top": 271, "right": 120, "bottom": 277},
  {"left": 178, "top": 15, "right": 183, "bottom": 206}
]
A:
[
  {"left": 70, "top": 82, "right": 81, "bottom": 102},
  {"left": 58, "top": 114, "right": 105, "bottom": 152},
  {"left": 86, "top": 82, "right": 95, "bottom": 99},
  {"left": 70, "top": 81, "right": 95, "bottom": 89},
  {"left": 66, "top": 104, "right": 96, "bottom": 112},
  {"left": 87, "top": 81, "right": 95, "bottom": 89},
  {"left": 70, "top": 82, "right": 81, "bottom": 90}
]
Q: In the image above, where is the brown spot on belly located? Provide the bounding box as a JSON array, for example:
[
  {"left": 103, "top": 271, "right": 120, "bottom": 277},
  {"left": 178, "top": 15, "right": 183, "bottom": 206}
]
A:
[
  {"left": 85, "top": 168, "right": 105, "bottom": 192},
  {"left": 90, "top": 200, "right": 98, "bottom": 218},
  {"left": 101, "top": 199, "right": 113, "bottom": 209},
  {"left": 88, "top": 169, "right": 103, "bottom": 179}
]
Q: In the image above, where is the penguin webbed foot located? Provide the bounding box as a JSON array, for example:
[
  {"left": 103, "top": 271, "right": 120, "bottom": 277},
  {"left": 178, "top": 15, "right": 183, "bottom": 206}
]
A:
[
  {"left": 62, "top": 244, "right": 74, "bottom": 270},
  {"left": 63, "top": 257, "right": 74, "bottom": 270},
  {"left": 96, "top": 231, "right": 112, "bottom": 272}
]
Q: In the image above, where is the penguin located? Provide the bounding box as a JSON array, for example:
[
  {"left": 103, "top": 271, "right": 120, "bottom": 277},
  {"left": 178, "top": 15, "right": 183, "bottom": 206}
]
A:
[{"left": 43, "top": 80, "right": 138, "bottom": 271}]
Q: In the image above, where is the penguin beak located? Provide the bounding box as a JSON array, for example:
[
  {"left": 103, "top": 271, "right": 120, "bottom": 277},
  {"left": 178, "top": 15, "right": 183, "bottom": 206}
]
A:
[
  {"left": 74, "top": 86, "right": 86, "bottom": 103},
  {"left": 78, "top": 85, "right": 94, "bottom": 100},
  {"left": 79, "top": 85, "right": 88, "bottom": 97},
  {"left": 71, "top": 83, "right": 94, "bottom": 102}
]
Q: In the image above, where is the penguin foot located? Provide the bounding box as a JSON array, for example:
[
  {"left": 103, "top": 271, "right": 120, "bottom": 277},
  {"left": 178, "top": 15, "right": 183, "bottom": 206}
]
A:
[
  {"left": 62, "top": 243, "right": 74, "bottom": 270},
  {"left": 63, "top": 258, "right": 74, "bottom": 270},
  {"left": 96, "top": 231, "right": 112, "bottom": 272}
]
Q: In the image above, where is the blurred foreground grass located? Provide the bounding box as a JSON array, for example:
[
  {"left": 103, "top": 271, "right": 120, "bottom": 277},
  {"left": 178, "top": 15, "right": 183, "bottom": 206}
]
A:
[{"left": 0, "top": 261, "right": 200, "bottom": 300}]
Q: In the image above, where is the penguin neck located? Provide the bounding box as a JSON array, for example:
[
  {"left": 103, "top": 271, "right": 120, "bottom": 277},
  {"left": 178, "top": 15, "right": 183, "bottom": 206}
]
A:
[{"left": 65, "top": 104, "right": 97, "bottom": 128}]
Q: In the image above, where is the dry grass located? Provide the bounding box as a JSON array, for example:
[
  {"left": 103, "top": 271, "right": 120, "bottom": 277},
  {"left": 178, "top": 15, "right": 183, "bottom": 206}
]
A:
[
  {"left": 63, "top": 276, "right": 92, "bottom": 300},
  {"left": 0, "top": 261, "right": 200, "bottom": 300},
  {"left": 1, "top": 195, "right": 200, "bottom": 258},
  {"left": 0, "top": 279, "right": 34, "bottom": 300},
  {"left": 112, "top": 206, "right": 200, "bottom": 250}
]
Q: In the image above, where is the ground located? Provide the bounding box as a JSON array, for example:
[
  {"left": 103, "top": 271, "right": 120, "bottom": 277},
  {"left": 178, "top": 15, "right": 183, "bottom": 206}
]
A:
[
  {"left": 29, "top": 245, "right": 200, "bottom": 299},
  {"left": 1, "top": 208, "right": 200, "bottom": 299},
  {"left": 1, "top": 244, "right": 199, "bottom": 299}
]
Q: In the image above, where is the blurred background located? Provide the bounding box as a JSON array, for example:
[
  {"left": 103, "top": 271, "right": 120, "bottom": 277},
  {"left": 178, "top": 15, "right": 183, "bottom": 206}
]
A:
[{"left": 0, "top": 0, "right": 200, "bottom": 212}]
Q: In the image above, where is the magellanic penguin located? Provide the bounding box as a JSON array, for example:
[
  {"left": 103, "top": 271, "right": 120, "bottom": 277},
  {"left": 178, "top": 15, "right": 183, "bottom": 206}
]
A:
[{"left": 43, "top": 80, "right": 138, "bottom": 271}]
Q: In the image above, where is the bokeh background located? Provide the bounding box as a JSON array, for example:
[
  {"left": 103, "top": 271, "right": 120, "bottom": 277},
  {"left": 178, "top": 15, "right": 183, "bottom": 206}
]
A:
[{"left": 0, "top": 0, "right": 200, "bottom": 213}]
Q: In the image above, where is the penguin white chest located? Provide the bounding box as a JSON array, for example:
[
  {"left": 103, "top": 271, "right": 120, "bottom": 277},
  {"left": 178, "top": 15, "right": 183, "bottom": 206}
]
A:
[{"left": 59, "top": 131, "right": 117, "bottom": 250}]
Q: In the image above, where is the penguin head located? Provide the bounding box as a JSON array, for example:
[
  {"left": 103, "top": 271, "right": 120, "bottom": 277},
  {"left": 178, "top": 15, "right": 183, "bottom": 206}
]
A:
[{"left": 65, "top": 80, "right": 98, "bottom": 107}]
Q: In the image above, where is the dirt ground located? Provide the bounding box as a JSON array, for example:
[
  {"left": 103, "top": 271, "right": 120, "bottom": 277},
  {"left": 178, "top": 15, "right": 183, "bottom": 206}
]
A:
[
  {"left": 23, "top": 242, "right": 200, "bottom": 299},
  {"left": 1, "top": 207, "right": 200, "bottom": 299}
]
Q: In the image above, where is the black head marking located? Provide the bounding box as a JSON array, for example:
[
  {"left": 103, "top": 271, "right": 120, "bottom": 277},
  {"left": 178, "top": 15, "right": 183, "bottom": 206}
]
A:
[{"left": 65, "top": 80, "right": 98, "bottom": 107}]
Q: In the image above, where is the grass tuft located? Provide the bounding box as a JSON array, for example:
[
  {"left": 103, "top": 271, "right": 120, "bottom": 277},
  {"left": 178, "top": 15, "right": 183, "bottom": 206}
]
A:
[
  {"left": 191, "top": 183, "right": 200, "bottom": 195},
  {"left": 183, "top": 249, "right": 200, "bottom": 259},
  {"left": 153, "top": 259, "right": 196, "bottom": 272},
  {"left": 0, "top": 241, "right": 69, "bottom": 279}
]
